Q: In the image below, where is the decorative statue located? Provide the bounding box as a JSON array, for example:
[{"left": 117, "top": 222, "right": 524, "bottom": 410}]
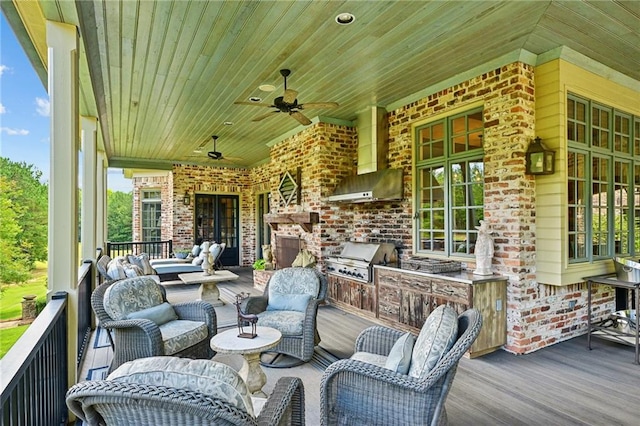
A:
[
  {"left": 235, "top": 293, "right": 258, "bottom": 339},
  {"left": 473, "top": 220, "right": 494, "bottom": 276},
  {"left": 201, "top": 241, "right": 212, "bottom": 275},
  {"left": 262, "top": 244, "right": 273, "bottom": 270}
]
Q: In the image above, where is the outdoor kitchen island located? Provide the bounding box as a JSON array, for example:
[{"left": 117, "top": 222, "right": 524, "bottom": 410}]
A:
[
  {"left": 374, "top": 265, "right": 507, "bottom": 357},
  {"left": 329, "top": 262, "right": 507, "bottom": 358}
]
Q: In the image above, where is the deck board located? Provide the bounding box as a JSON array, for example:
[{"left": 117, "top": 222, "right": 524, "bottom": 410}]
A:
[{"left": 81, "top": 267, "right": 640, "bottom": 424}]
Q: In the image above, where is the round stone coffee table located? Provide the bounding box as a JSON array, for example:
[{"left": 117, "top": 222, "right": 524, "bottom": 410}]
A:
[{"left": 210, "top": 326, "right": 282, "bottom": 397}]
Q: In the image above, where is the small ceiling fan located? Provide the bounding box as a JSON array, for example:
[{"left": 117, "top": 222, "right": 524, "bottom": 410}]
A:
[
  {"left": 189, "top": 135, "right": 242, "bottom": 163},
  {"left": 235, "top": 69, "right": 339, "bottom": 125}
]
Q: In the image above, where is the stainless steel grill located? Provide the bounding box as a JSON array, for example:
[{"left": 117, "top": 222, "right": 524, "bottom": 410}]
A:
[{"left": 326, "top": 242, "right": 397, "bottom": 283}]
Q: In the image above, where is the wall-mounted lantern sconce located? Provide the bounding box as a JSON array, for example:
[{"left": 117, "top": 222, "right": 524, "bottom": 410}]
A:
[
  {"left": 526, "top": 137, "right": 555, "bottom": 175},
  {"left": 183, "top": 192, "right": 190, "bottom": 206}
]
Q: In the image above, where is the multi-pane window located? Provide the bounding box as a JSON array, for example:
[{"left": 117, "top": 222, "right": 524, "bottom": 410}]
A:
[
  {"left": 415, "top": 108, "right": 484, "bottom": 257},
  {"left": 141, "top": 190, "right": 161, "bottom": 242},
  {"left": 567, "top": 94, "right": 640, "bottom": 263}
]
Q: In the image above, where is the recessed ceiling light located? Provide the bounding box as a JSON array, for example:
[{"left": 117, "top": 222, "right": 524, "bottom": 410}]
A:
[
  {"left": 335, "top": 12, "right": 355, "bottom": 25},
  {"left": 249, "top": 96, "right": 262, "bottom": 102},
  {"left": 259, "top": 84, "right": 276, "bottom": 92},
  {"left": 223, "top": 121, "right": 233, "bottom": 126}
]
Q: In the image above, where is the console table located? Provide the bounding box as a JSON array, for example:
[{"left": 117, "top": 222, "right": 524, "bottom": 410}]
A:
[{"left": 585, "top": 274, "right": 639, "bottom": 364}]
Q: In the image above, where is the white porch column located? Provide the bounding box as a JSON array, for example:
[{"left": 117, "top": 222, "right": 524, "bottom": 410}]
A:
[
  {"left": 96, "top": 151, "right": 108, "bottom": 252},
  {"left": 81, "top": 116, "right": 98, "bottom": 263},
  {"left": 46, "top": 20, "right": 79, "bottom": 386}
]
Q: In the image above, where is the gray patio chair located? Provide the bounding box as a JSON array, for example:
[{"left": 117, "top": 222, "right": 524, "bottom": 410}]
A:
[
  {"left": 91, "top": 276, "right": 217, "bottom": 372},
  {"left": 66, "top": 356, "right": 305, "bottom": 426},
  {"left": 243, "top": 267, "right": 327, "bottom": 366},
  {"left": 320, "top": 306, "right": 482, "bottom": 426}
]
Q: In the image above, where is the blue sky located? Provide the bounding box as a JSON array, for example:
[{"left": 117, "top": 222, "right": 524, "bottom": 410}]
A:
[{"left": 0, "top": 14, "right": 131, "bottom": 192}]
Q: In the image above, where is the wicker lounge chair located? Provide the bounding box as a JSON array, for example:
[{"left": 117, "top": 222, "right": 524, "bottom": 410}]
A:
[
  {"left": 91, "top": 276, "right": 217, "bottom": 372},
  {"left": 320, "top": 307, "right": 482, "bottom": 426},
  {"left": 244, "top": 267, "right": 327, "bottom": 366},
  {"left": 67, "top": 356, "right": 305, "bottom": 425}
]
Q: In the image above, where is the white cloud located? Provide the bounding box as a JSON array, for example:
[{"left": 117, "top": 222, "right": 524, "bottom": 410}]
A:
[
  {"left": 0, "top": 127, "right": 29, "bottom": 136},
  {"left": 0, "top": 103, "right": 5, "bottom": 114},
  {"left": 35, "top": 97, "right": 50, "bottom": 117},
  {"left": 0, "top": 65, "right": 9, "bottom": 76}
]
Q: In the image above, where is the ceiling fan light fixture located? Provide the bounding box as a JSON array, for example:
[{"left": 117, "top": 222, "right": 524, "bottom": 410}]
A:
[
  {"left": 258, "top": 84, "right": 276, "bottom": 92},
  {"left": 335, "top": 12, "right": 355, "bottom": 25},
  {"left": 223, "top": 121, "right": 233, "bottom": 126},
  {"left": 249, "top": 96, "right": 262, "bottom": 102}
]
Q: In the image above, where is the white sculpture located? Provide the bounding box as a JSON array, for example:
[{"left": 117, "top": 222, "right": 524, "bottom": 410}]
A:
[
  {"left": 473, "top": 220, "right": 494, "bottom": 276},
  {"left": 201, "top": 241, "right": 213, "bottom": 275}
]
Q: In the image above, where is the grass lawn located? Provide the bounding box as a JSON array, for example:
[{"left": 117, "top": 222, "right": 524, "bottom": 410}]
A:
[
  {"left": 0, "top": 325, "right": 29, "bottom": 358},
  {"left": 0, "top": 261, "right": 48, "bottom": 321},
  {"left": 0, "top": 261, "right": 48, "bottom": 358}
]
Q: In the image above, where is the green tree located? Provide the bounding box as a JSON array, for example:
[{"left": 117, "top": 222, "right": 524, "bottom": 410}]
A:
[
  {"left": 0, "top": 158, "right": 48, "bottom": 268},
  {"left": 107, "top": 190, "right": 132, "bottom": 242},
  {"left": 0, "top": 177, "right": 31, "bottom": 283}
]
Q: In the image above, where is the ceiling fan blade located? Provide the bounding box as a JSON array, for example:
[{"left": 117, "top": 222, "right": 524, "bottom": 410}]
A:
[
  {"left": 283, "top": 89, "right": 298, "bottom": 104},
  {"left": 299, "top": 102, "right": 339, "bottom": 109},
  {"left": 252, "top": 111, "right": 280, "bottom": 122},
  {"left": 234, "top": 101, "right": 274, "bottom": 108},
  {"left": 290, "top": 111, "right": 312, "bottom": 126}
]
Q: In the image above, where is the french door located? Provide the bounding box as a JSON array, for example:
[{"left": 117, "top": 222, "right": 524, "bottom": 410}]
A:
[{"left": 195, "top": 194, "right": 239, "bottom": 266}]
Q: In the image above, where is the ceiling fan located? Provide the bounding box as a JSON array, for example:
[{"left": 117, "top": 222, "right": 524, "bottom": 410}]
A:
[
  {"left": 235, "top": 69, "right": 339, "bottom": 126},
  {"left": 189, "top": 135, "right": 242, "bottom": 163}
]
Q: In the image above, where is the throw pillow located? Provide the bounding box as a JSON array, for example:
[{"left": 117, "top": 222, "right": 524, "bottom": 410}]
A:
[
  {"left": 267, "top": 293, "right": 312, "bottom": 312},
  {"left": 408, "top": 304, "right": 458, "bottom": 379},
  {"left": 191, "top": 244, "right": 201, "bottom": 257},
  {"left": 126, "top": 302, "right": 178, "bottom": 326},
  {"left": 384, "top": 332, "right": 416, "bottom": 374},
  {"left": 106, "top": 259, "right": 126, "bottom": 280},
  {"left": 128, "top": 253, "right": 155, "bottom": 275}
]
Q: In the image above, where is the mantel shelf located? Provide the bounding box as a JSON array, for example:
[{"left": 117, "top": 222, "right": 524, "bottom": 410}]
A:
[{"left": 264, "top": 212, "right": 319, "bottom": 233}]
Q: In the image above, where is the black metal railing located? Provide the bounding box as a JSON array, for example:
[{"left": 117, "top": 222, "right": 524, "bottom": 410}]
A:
[
  {"left": 106, "top": 240, "right": 173, "bottom": 259},
  {"left": 77, "top": 260, "right": 94, "bottom": 365},
  {"left": 1, "top": 292, "right": 69, "bottom": 425}
]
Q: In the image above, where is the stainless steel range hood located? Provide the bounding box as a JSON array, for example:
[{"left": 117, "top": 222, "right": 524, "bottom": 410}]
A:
[
  {"left": 328, "top": 106, "right": 403, "bottom": 203},
  {"left": 327, "top": 168, "right": 403, "bottom": 203}
]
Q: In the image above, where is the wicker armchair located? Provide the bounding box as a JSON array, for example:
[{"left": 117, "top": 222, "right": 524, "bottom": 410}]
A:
[
  {"left": 91, "top": 276, "right": 217, "bottom": 372},
  {"left": 244, "top": 267, "right": 327, "bottom": 366},
  {"left": 67, "top": 357, "right": 305, "bottom": 426},
  {"left": 320, "top": 308, "right": 482, "bottom": 426}
]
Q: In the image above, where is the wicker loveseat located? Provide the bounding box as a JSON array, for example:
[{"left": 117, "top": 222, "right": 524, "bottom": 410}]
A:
[
  {"left": 91, "top": 276, "right": 217, "bottom": 372},
  {"left": 320, "top": 306, "right": 482, "bottom": 426},
  {"left": 67, "top": 356, "right": 305, "bottom": 425},
  {"left": 244, "top": 267, "right": 327, "bottom": 365}
]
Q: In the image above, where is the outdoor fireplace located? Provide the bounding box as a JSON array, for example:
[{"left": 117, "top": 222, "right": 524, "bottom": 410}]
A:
[{"left": 275, "top": 235, "right": 301, "bottom": 269}]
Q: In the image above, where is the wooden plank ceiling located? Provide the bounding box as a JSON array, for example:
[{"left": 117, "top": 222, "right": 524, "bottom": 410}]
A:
[{"left": 24, "top": 1, "right": 640, "bottom": 169}]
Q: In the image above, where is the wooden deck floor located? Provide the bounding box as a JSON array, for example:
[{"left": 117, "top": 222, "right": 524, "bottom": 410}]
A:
[{"left": 81, "top": 268, "right": 640, "bottom": 425}]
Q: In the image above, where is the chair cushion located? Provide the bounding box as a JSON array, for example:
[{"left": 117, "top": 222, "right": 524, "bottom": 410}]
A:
[
  {"left": 351, "top": 351, "right": 387, "bottom": 368},
  {"left": 408, "top": 304, "right": 458, "bottom": 379},
  {"left": 126, "top": 302, "right": 178, "bottom": 326},
  {"left": 267, "top": 293, "right": 312, "bottom": 312},
  {"left": 257, "top": 310, "right": 305, "bottom": 336},
  {"left": 384, "top": 332, "right": 416, "bottom": 374},
  {"left": 160, "top": 320, "right": 209, "bottom": 355},
  {"left": 103, "top": 276, "right": 165, "bottom": 320},
  {"left": 268, "top": 268, "right": 320, "bottom": 297},
  {"left": 209, "top": 243, "right": 222, "bottom": 261},
  {"left": 108, "top": 357, "right": 254, "bottom": 417},
  {"left": 127, "top": 253, "right": 155, "bottom": 275}
]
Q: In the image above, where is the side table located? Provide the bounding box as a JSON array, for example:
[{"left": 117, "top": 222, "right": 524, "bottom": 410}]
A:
[
  {"left": 585, "top": 274, "right": 639, "bottom": 364},
  {"left": 178, "top": 270, "right": 239, "bottom": 306},
  {"left": 210, "top": 326, "right": 282, "bottom": 396}
]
